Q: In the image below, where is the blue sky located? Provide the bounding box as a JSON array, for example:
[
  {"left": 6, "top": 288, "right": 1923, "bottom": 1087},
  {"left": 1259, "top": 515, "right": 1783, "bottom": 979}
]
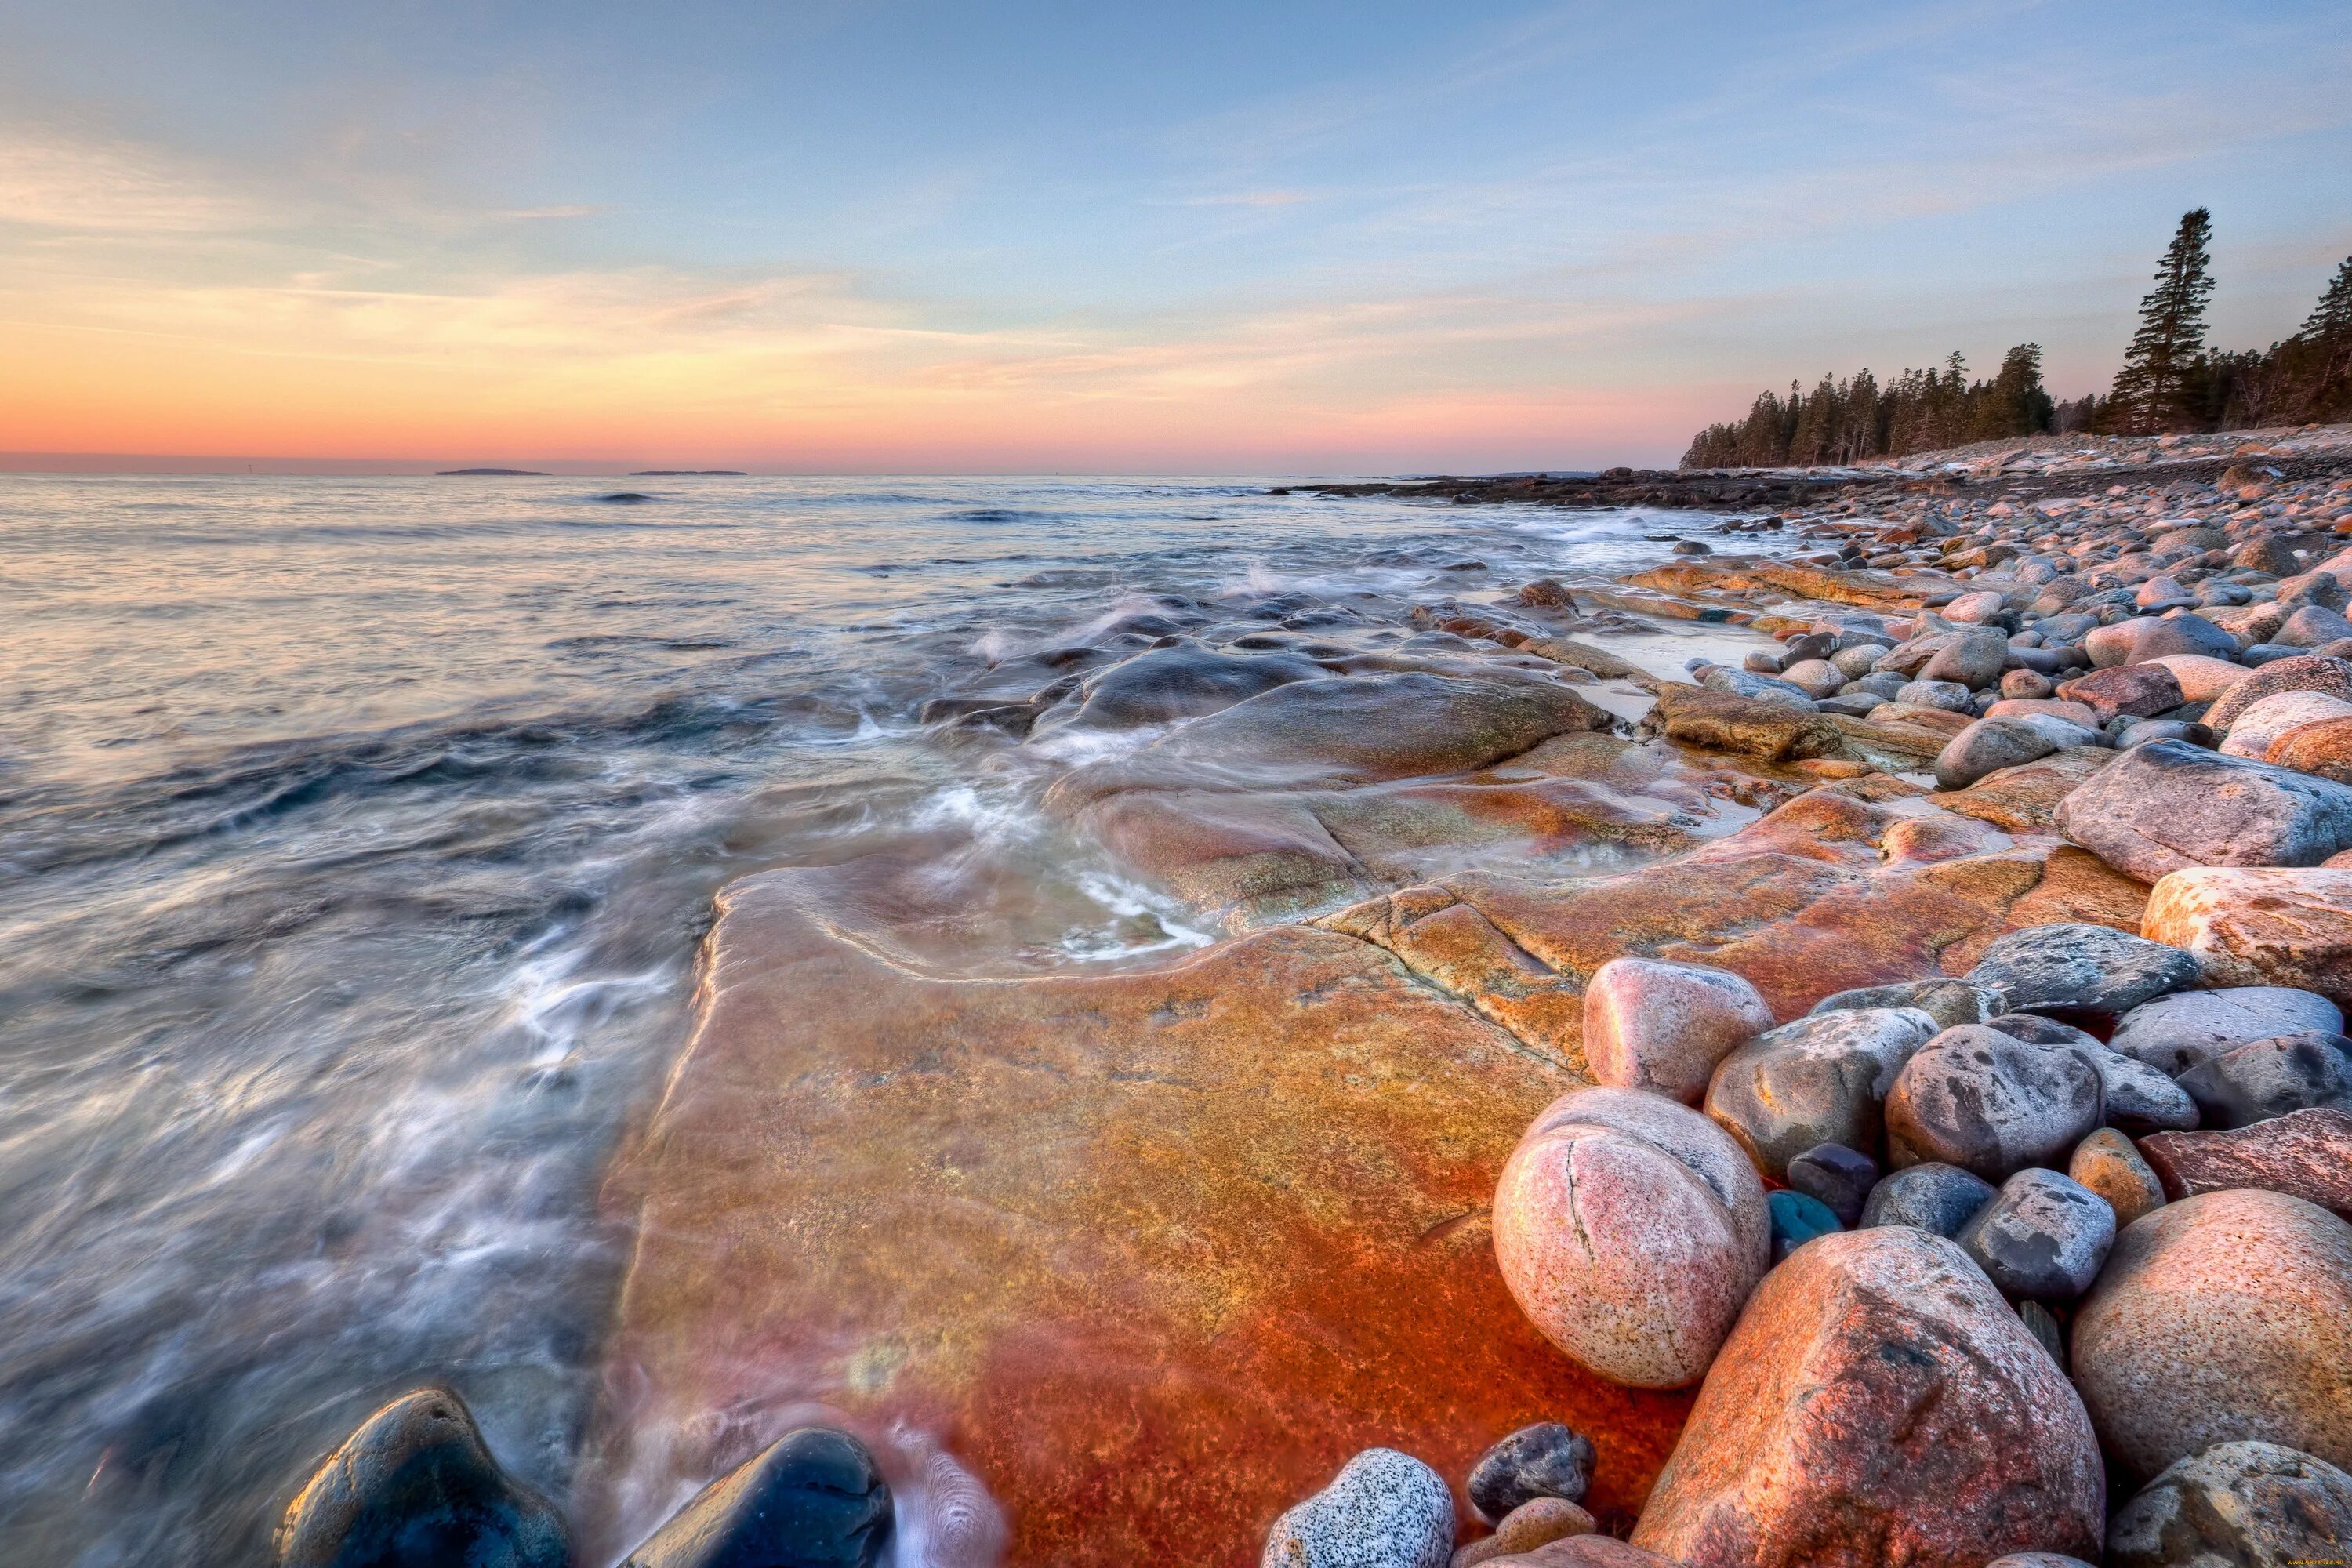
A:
[{"left": 3, "top": 0, "right": 2348, "bottom": 470}]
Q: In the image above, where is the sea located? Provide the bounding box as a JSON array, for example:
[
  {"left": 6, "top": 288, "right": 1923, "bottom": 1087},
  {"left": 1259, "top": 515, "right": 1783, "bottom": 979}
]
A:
[{"left": 0, "top": 473, "right": 1751, "bottom": 1565}]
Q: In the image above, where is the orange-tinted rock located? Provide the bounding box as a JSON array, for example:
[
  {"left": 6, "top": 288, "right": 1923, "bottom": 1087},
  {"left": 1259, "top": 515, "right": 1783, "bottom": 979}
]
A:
[
  {"left": 1452, "top": 1499, "right": 1595, "bottom": 1568},
  {"left": 1628, "top": 1228, "right": 2104, "bottom": 1568},
  {"left": 1489, "top": 1538, "right": 1683, "bottom": 1568},
  {"left": 585, "top": 868, "right": 1690, "bottom": 1567},
  {"left": 1936, "top": 750, "right": 2117, "bottom": 835},
  {"left": 1653, "top": 687, "right": 1846, "bottom": 763},
  {"left": 2138, "top": 1106, "right": 2352, "bottom": 1219},
  {"left": 2142, "top": 866, "right": 2352, "bottom": 1007},
  {"left": 2268, "top": 714, "right": 2352, "bottom": 782}
]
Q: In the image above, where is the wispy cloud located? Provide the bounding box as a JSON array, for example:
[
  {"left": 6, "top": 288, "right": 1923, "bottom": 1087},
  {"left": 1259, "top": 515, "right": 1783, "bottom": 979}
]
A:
[{"left": 0, "top": 132, "right": 263, "bottom": 233}]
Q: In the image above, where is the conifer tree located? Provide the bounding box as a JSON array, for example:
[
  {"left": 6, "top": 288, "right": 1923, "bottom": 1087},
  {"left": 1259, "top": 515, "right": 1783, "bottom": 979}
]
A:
[
  {"left": 2299, "top": 255, "right": 2352, "bottom": 418},
  {"left": 2109, "top": 209, "right": 2216, "bottom": 433}
]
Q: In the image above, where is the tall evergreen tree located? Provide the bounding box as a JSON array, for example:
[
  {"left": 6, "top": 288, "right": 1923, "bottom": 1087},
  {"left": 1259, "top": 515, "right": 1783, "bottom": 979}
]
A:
[
  {"left": 2108, "top": 209, "right": 2216, "bottom": 433},
  {"left": 2299, "top": 255, "right": 2352, "bottom": 419}
]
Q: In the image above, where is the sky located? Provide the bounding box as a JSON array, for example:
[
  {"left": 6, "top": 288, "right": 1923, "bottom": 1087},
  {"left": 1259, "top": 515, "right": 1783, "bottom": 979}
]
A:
[{"left": 2, "top": 0, "right": 2349, "bottom": 474}]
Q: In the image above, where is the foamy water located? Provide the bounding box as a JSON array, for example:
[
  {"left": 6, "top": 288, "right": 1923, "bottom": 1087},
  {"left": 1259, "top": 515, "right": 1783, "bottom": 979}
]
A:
[{"left": 0, "top": 473, "right": 1750, "bottom": 1564}]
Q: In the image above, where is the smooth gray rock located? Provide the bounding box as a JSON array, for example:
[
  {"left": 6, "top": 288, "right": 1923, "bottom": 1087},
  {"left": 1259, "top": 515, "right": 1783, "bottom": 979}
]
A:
[
  {"left": 1857, "top": 1161, "right": 1997, "bottom": 1236},
  {"left": 1987, "top": 1014, "right": 2200, "bottom": 1134},
  {"left": 1465, "top": 1423, "right": 1594, "bottom": 1523},
  {"left": 2056, "top": 740, "right": 2352, "bottom": 881},
  {"left": 2177, "top": 1032, "right": 2352, "bottom": 1129},
  {"left": 2132, "top": 613, "right": 2241, "bottom": 663},
  {"left": 1786, "top": 1142, "right": 1880, "bottom": 1227},
  {"left": 1896, "top": 678, "right": 1974, "bottom": 712},
  {"left": 1922, "top": 629, "right": 2011, "bottom": 689},
  {"left": 2114, "top": 717, "right": 2211, "bottom": 750},
  {"left": 278, "top": 1388, "right": 568, "bottom": 1568},
  {"left": 1831, "top": 644, "right": 1885, "bottom": 678},
  {"left": 1700, "top": 666, "right": 1816, "bottom": 709},
  {"left": 1703, "top": 1008, "right": 1940, "bottom": 1180},
  {"left": 2107, "top": 1441, "right": 2352, "bottom": 1568},
  {"left": 1958, "top": 1168, "right": 2118, "bottom": 1301},
  {"left": 1779, "top": 658, "right": 1846, "bottom": 699},
  {"left": 1935, "top": 717, "right": 2060, "bottom": 789},
  {"left": 1885, "top": 1026, "right": 2104, "bottom": 1181},
  {"left": 1965, "top": 922, "right": 2201, "bottom": 1015},
  {"left": 621, "top": 1428, "right": 893, "bottom": 1568},
  {"left": 1811, "top": 979, "right": 1996, "bottom": 1031},
  {"left": 2280, "top": 602, "right": 2352, "bottom": 648},
  {"left": 2110, "top": 986, "right": 2347, "bottom": 1076},
  {"left": 1262, "top": 1448, "right": 1454, "bottom": 1568}
]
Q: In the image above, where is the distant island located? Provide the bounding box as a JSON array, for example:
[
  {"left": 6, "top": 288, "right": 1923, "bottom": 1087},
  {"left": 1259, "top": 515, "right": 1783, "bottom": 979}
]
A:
[
  {"left": 629, "top": 470, "right": 746, "bottom": 477},
  {"left": 437, "top": 467, "right": 550, "bottom": 477}
]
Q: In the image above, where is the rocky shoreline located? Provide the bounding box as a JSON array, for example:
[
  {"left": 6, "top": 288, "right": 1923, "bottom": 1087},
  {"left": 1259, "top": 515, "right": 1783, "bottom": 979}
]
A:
[{"left": 273, "top": 426, "right": 2352, "bottom": 1567}]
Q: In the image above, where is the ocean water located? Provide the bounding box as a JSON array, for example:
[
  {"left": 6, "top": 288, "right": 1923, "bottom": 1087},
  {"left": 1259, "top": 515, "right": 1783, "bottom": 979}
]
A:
[{"left": 0, "top": 474, "right": 1746, "bottom": 1565}]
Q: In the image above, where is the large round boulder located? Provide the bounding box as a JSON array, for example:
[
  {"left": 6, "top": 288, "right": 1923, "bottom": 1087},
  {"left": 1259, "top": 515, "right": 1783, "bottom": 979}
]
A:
[
  {"left": 1628, "top": 1227, "right": 2105, "bottom": 1568},
  {"left": 2107, "top": 1441, "right": 2352, "bottom": 1568},
  {"left": 2073, "top": 1189, "right": 2352, "bottom": 1479},
  {"left": 2108, "top": 985, "right": 2345, "bottom": 1076},
  {"left": 1581, "top": 958, "right": 1773, "bottom": 1105},
  {"left": 1494, "top": 1088, "right": 1769, "bottom": 1388},
  {"left": 1883, "top": 1026, "right": 2103, "bottom": 1181},
  {"left": 1964, "top": 923, "right": 2199, "bottom": 1015}
]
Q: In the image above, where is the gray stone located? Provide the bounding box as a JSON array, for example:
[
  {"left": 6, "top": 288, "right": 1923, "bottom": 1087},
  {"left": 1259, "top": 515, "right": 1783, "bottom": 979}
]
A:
[
  {"left": 1986, "top": 1014, "right": 2199, "bottom": 1134},
  {"left": 1885, "top": 1025, "right": 2104, "bottom": 1181},
  {"left": 278, "top": 1388, "right": 569, "bottom": 1568},
  {"left": 1859, "top": 1161, "right": 1998, "bottom": 1237},
  {"left": 621, "top": 1427, "right": 893, "bottom": 1568},
  {"left": 2057, "top": 741, "right": 2352, "bottom": 882},
  {"left": 1811, "top": 979, "right": 1995, "bottom": 1032},
  {"left": 1703, "top": 1007, "right": 1940, "bottom": 1180},
  {"left": 1263, "top": 1448, "right": 1454, "bottom": 1568},
  {"left": 1786, "top": 1142, "right": 1880, "bottom": 1227},
  {"left": 2204, "top": 654, "right": 2352, "bottom": 732},
  {"left": 1831, "top": 644, "right": 1885, "bottom": 678},
  {"left": 2114, "top": 717, "right": 2210, "bottom": 750},
  {"left": 2281, "top": 602, "right": 2352, "bottom": 648},
  {"left": 1958, "top": 1168, "right": 2118, "bottom": 1301},
  {"left": 1778, "top": 659, "right": 1846, "bottom": 700},
  {"left": 1700, "top": 666, "right": 1816, "bottom": 709},
  {"left": 1965, "top": 922, "right": 2201, "bottom": 1015},
  {"left": 1922, "top": 629, "right": 2012, "bottom": 689},
  {"left": 1465, "top": 1423, "right": 1594, "bottom": 1523},
  {"left": 2110, "top": 986, "right": 2347, "bottom": 1075},
  {"left": 2132, "top": 613, "right": 2241, "bottom": 663},
  {"left": 1896, "top": 678, "right": 1974, "bottom": 712},
  {"left": 2177, "top": 1031, "right": 2352, "bottom": 1129},
  {"left": 1935, "top": 717, "right": 2060, "bottom": 789},
  {"left": 2107, "top": 1441, "right": 2352, "bottom": 1568}
]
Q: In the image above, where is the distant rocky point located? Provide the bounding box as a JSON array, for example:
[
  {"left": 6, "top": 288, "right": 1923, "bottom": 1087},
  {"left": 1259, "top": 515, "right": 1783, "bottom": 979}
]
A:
[
  {"left": 629, "top": 470, "right": 746, "bottom": 477},
  {"left": 436, "top": 467, "right": 549, "bottom": 477}
]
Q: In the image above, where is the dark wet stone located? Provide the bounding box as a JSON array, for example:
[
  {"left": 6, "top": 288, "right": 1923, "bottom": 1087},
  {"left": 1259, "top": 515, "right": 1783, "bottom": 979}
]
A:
[
  {"left": 1785, "top": 1142, "right": 1879, "bottom": 1227},
  {"left": 620, "top": 1427, "right": 893, "bottom": 1568},
  {"left": 1964, "top": 922, "right": 2201, "bottom": 1015},
  {"left": 1885, "top": 1025, "right": 2103, "bottom": 1182},
  {"left": 1859, "top": 1161, "right": 1996, "bottom": 1238},
  {"left": 2176, "top": 1031, "right": 2352, "bottom": 1129},
  {"left": 2107, "top": 1441, "right": 2352, "bottom": 1568},
  {"left": 1044, "top": 644, "right": 1327, "bottom": 731},
  {"left": 1767, "top": 1189, "right": 1844, "bottom": 1263},
  {"left": 1958, "top": 1168, "right": 2117, "bottom": 1301},
  {"left": 1466, "top": 1421, "right": 1595, "bottom": 1523},
  {"left": 1703, "top": 1008, "right": 1939, "bottom": 1180},
  {"left": 275, "top": 1387, "right": 568, "bottom": 1568}
]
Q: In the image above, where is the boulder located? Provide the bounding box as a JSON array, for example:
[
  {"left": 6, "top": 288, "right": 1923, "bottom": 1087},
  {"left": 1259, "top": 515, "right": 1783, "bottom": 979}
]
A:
[
  {"left": 1700, "top": 666, "right": 1817, "bottom": 708},
  {"left": 1582, "top": 958, "right": 1774, "bottom": 1105},
  {"left": 1785, "top": 1143, "right": 1878, "bottom": 1227},
  {"left": 2138, "top": 1107, "right": 2352, "bottom": 1219},
  {"left": 2109, "top": 985, "right": 2346, "bottom": 1075},
  {"left": 1895, "top": 679, "right": 1974, "bottom": 713},
  {"left": 1933, "top": 718, "right": 2057, "bottom": 790},
  {"left": 2279, "top": 602, "right": 2352, "bottom": 647},
  {"left": 1957, "top": 1168, "right": 2116, "bottom": 1300},
  {"left": 1481, "top": 1539, "right": 1681, "bottom": 1567},
  {"left": 1452, "top": 1500, "right": 1595, "bottom": 1568},
  {"left": 1987, "top": 1014, "right": 2199, "bottom": 1134},
  {"left": 1983, "top": 1557, "right": 2094, "bottom": 1568},
  {"left": 1884, "top": 1026, "right": 2103, "bottom": 1181},
  {"left": 620, "top": 1428, "right": 893, "bottom": 1568},
  {"left": 2220, "top": 690, "right": 2352, "bottom": 758},
  {"left": 2114, "top": 717, "right": 2209, "bottom": 751},
  {"left": 2269, "top": 714, "right": 2352, "bottom": 782},
  {"left": 1704, "top": 1008, "right": 1940, "bottom": 1180},
  {"left": 1809, "top": 979, "right": 1994, "bottom": 1031},
  {"left": 1943, "top": 590, "right": 2009, "bottom": 625},
  {"left": 1655, "top": 686, "right": 1847, "bottom": 762},
  {"left": 2085, "top": 619, "right": 2154, "bottom": 668},
  {"left": 2176, "top": 1030, "right": 2352, "bottom": 1127},
  {"left": 2107, "top": 1441, "right": 2352, "bottom": 1568},
  {"left": 1779, "top": 659, "right": 1846, "bottom": 700},
  {"left": 1998, "top": 669, "right": 2056, "bottom": 701},
  {"left": 1467, "top": 1424, "right": 1594, "bottom": 1522},
  {"left": 1964, "top": 922, "right": 2200, "bottom": 1014},
  {"left": 1262, "top": 1449, "right": 1454, "bottom": 1568},
  {"left": 276, "top": 1388, "right": 568, "bottom": 1568},
  {"left": 1858, "top": 1162, "right": 1996, "bottom": 1237},
  {"left": 2068, "top": 1128, "right": 2165, "bottom": 1229},
  {"left": 2142, "top": 866, "right": 2352, "bottom": 1007},
  {"left": 1495, "top": 1089, "right": 1770, "bottom": 1388},
  {"left": 1921, "top": 630, "right": 2009, "bottom": 689},
  {"left": 2072, "top": 1189, "right": 2352, "bottom": 1478},
  {"left": 1628, "top": 1228, "right": 2104, "bottom": 1568},
  {"left": 2057, "top": 663, "right": 2184, "bottom": 723},
  {"left": 2056, "top": 741, "right": 2352, "bottom": 882},
  {"left": 2132, "top": 613, "right": 2241, "bottom": 663},
  {"left": 1047, "top": 644, "right": 1328, "bottom": 731},
  {"left": 2202, "top": 654, "right": 2352, "bottom": 732},
  {"left": 2145, "top": 653, "right": 2257, "bottom": 704},
  {"left": 1985, "top": 697, "right": 2100, "bottom": 730}
]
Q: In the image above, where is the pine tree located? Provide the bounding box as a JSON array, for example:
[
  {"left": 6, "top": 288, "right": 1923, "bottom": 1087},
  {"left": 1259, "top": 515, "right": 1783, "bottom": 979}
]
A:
[
  {"left": 2299, "top": 255, "right": 2352, "bottom": 419},
  {"left": 2109, "top": 209, "right": 2216, "bottom": 434}
]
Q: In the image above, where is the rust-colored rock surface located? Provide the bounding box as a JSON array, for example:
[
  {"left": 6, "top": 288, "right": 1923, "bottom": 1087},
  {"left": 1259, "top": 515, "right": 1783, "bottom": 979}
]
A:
[
  {"left": 2143, "top": 866, "right": 2352, "bottom": 1007},
  {"left": 586, "top": 867, "right": 1690, "bottom": 1567},
  {"left": 2139, "top": 1107, "right": 2352, "bottom": 1219},
  {"left": 1628, "top": 1227, "right": 2105, "bottom": 1568}
]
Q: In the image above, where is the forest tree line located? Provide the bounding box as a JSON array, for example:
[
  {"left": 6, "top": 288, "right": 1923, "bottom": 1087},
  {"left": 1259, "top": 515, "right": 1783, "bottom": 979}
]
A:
[{"left": 1680, "top": 210, "right": 2352, "bottom": 468}]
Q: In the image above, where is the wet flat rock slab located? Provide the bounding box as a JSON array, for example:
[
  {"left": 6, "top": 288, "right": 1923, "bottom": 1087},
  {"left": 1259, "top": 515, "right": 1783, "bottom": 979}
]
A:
[{"left": 586, "top": 867, "right": 1690, "bottom": 1566}]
